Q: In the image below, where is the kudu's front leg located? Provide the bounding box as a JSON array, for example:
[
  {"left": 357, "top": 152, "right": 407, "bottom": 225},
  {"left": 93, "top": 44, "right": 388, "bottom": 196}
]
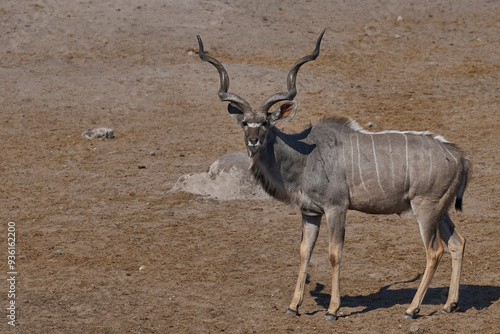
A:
[
  {"left": 287, "top": 213, "right": 321, "bottom": 316},
  {"left": 324, "top": 206, "right": 347, "bottom": 321}
]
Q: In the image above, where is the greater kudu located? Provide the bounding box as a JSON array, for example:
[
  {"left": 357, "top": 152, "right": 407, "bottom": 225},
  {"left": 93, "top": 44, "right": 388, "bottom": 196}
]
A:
[{"left": 197, "top": 30, "right": 471, "bottom": 321}]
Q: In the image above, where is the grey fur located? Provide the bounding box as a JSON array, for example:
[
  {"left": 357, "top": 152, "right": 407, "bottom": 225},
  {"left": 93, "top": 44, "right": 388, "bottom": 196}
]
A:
[{"left": 250, "top": 117, "right": 470, "bottom": 216}]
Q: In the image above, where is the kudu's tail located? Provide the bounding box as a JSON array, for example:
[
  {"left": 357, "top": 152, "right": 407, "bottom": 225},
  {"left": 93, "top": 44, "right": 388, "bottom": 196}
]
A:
[{"left": 455, "top": 156, "right": 471, "bottom": 211}]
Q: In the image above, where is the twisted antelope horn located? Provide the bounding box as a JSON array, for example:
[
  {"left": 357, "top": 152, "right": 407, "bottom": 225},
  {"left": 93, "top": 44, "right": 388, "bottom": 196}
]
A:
[
  {"left": 257, "top": 29, "right": 325, "bottom": 114},
  {"left": 197, "top": 35, "right": 253, "bottom": 114}
]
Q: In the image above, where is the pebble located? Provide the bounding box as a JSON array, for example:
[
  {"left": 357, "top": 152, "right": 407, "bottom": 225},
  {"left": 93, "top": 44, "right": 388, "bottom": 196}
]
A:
[
  {"left": 410, "top": 324, "right": 421, "bottom": 333},
  {"left": 82, "top": 128, "right": 114, "bottom": 139}
]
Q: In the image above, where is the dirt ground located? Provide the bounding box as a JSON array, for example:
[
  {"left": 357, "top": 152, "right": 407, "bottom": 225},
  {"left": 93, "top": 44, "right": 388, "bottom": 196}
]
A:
[{"left": 1, "top": 0, "right": 499, "bottom": 333}]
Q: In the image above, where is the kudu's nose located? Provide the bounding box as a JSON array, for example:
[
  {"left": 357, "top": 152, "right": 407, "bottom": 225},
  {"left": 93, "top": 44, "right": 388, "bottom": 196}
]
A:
[{"left": 248, "top": 137, "right": 259, "bottom": 146}]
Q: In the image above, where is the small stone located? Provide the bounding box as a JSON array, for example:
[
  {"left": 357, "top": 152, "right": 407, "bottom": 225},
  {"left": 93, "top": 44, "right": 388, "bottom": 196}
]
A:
[
  {"left": 410, "top": 324, "right": 421, "bottom": 333},
  {"left": 82, "top": 128, "right": 114, "bottom": 139},
  {"left": 139, "top": 265, "right": 146, "bottom": 271},
  {"left": 366, "top": 122, "right": 377, "bottom": 128},
  {"left": 54, "top": 250, "right": 63, "bottom": 255},
  {"left": 397, "top": 15, "right": 404, "bottom": 22},
  {"left": 149, "top": 150, "right": 156, "bottom": 156},
  {"left": 138, "top": 165, "right": 146, "bottom": 169}
]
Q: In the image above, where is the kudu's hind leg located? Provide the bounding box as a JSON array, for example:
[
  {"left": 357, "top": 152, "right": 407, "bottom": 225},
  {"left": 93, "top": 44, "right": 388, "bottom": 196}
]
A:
[
  {"left": 287, "top": 213, "right": 321, "bottom": 316},
  {"left": 405, "top": 200, "right": 445, "bottom": 319},
  {"left": 324, "top": 206, "right": 347, "bottom": 321},
  {"left": 439, "top": 212, "right": 466, "bottom": 313}
]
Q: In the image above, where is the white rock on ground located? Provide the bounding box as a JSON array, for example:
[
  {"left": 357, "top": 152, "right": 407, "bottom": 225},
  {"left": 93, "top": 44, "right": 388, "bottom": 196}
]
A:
[
  {"left": 82, "top": 128, "right": 114, "bottom": 139},
  {"left": 171, "top": 152, "right": 269, "bottom": 200}
]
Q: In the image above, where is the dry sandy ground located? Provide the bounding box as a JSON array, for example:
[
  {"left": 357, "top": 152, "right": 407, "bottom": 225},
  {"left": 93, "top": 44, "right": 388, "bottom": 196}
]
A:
[{"left": 1, "top": 0, "right": 499, "bottom": 333}]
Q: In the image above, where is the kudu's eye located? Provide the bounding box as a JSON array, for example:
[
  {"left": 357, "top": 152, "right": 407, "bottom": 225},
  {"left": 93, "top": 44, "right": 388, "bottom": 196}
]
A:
[
  {"left": 262, "top": 121, "right": 268, "bottom": 127},
  {"left": 241, "top": 121, "right": 248, "bottom": 127}
]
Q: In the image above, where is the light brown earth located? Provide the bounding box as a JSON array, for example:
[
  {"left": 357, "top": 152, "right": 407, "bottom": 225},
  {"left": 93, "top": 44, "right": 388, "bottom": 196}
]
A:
[{"left": 1, "top": 1, "right": 499, "bottom": 333}]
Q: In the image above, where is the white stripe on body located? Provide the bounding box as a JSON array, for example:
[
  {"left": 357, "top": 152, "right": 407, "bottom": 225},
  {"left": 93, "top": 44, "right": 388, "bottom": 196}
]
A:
[
  {"left": 440, "top": 141, "right": 458, "bottom": 165},
  {"left": 403, "top": 133, "right": 409, "bottom": 193},
  {"left": 350, "top": 134, "right": 355, "bottom": 190},
  {"left": 356, "top": 133, "right": 368, "bottom": 191},
  {"left": 341, "top": 126, "right": 347, "bottom": 175},
  {"left": 370, "top": 134, "right": 385, "bottom": 194},
  {"left": 387, "top": 134, "right": 396, "bottom": 190}
]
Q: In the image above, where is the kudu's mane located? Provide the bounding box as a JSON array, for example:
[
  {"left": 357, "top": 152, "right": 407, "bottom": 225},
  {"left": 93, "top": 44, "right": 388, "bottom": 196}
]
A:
[{"left": 319, "top": 116, "right": 452, "bottom": 143}]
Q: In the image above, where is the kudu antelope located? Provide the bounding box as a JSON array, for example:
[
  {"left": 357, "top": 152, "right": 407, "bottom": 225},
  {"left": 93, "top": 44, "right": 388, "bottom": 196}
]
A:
[{"left": 197, "top": 30, "right": 471, "bottom": 320}]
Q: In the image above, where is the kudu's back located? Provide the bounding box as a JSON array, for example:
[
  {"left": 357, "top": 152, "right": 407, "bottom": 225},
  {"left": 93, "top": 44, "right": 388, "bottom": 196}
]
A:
[{"left": 287, "top": 117, "right": 470, "bottom": 216}]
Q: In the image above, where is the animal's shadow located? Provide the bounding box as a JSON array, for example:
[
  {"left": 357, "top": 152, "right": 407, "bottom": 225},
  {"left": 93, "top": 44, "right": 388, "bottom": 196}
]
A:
[{"left": 308, "top": 274, "right": 500, "bottom": 317}]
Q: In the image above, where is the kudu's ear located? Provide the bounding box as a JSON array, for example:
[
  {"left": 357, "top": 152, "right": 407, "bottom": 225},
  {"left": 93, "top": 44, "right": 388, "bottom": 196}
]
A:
[
  {"left": 269, "top": 100, "right": 298, "bottom": 124},
  {"left": 228, "top": 103, "right": 245, "bottom": 124}
]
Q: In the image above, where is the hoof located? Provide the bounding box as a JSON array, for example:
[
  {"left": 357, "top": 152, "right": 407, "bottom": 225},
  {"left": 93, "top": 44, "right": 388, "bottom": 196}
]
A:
[
  {"left": 324, "top": 313, "right": 338, "bottom": 321},
  {"left": 403, "top": 308, "right": 420, "bottom": 319},
  {"left": 442, "top": 302, "right": 460, "bottom": 314},
  {"left": 286, "top": 308, "right": 299, "bottom": 316}
]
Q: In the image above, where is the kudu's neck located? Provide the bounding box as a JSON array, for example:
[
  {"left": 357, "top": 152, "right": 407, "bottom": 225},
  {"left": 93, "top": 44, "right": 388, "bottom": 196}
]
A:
[{"left": 250, "top": 126, "right": 314, "bottom": 204}]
